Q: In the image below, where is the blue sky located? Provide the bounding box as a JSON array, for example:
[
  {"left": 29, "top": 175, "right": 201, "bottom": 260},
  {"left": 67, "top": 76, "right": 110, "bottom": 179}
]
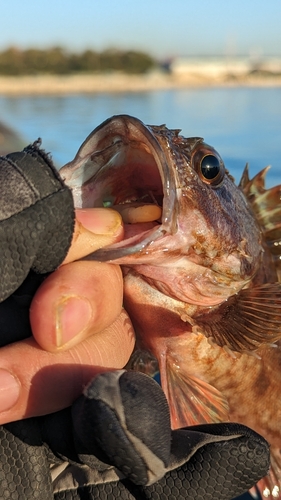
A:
[{"left": 1, "top": 0, "right": 281, "bottom": 58}]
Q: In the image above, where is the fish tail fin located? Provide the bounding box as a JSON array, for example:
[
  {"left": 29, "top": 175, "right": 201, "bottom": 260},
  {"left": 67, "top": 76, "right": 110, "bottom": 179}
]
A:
[
  {"left": 255, "top": 448, "right": 281, "bottom": 499},
  {"left": 160, "top": 352, "right": 229, "bottom": 430},
  {"left": 249, "top": 486, "right": 261, "bottom": 499}
]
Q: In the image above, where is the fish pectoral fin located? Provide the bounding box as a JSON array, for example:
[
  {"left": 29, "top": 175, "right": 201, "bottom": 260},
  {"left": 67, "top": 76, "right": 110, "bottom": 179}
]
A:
[
  {"left": 164, "top": 363, "right": 229, "bottom": 429},
  {"left": 196, "top": 283, "right": 281, "bottom": 353}
]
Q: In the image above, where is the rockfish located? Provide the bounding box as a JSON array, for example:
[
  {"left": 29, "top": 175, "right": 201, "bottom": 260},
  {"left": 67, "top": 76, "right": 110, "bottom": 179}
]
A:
[{"left": 60, "top": 115, "right": 281, "bottom": 499}]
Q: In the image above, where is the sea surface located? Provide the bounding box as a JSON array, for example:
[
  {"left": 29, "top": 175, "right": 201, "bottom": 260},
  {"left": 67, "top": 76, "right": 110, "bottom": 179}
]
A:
[
  {"left": 0, "top": 87, "right": 277, "bottom": 500},
  {"left": 0, "top": 86, "right": 281, "bottom": 188}
]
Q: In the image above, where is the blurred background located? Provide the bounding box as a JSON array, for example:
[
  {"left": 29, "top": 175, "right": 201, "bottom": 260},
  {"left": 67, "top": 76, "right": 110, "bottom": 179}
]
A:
[
  {"left": 1, "top": 2, "right": 281, "bottom": 498},
  {"left": 0, "top": 0, "right": 280, "bottom": 188}
]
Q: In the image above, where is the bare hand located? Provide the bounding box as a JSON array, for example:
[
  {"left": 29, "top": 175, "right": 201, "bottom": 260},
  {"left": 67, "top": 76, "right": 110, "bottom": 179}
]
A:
[{"left": 0, "top": 208, "right": 135, "bottom": 424}]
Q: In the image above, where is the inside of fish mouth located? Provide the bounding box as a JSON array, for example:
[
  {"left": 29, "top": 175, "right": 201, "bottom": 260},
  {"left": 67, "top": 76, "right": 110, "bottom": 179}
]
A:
[{"left": 91, "top": 143, "right": 164, "bottom": 225}]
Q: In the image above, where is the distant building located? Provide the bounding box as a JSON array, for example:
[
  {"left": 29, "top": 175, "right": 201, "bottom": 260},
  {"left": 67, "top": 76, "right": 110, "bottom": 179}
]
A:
[
  {"left": 253, "top": 58, "right": 281, "bottom": 74},
  {"left": 169, "top": 56, "right": 281, "bottom": 80}
]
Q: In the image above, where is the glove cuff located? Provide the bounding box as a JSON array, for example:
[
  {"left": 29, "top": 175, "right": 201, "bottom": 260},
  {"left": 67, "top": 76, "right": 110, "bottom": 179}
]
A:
[{"left": 0, "top": 141, "right": 75, "bottom": 301}]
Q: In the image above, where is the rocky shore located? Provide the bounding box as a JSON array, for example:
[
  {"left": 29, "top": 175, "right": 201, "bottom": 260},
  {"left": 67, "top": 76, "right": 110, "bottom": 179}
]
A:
[{"left": 0, "top": 72, "right": 280, "bottom": 95}]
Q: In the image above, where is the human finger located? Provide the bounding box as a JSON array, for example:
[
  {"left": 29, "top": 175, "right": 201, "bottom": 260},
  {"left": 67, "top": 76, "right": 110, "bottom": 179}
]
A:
[
  {"left": 63, "top": 208, "right": 124, "bottom": 264},
  {"left": 0, "top": 309, "right": 135, "bottom": 425},
  {"left": 30, "top": 260, "right": 124, "bottom": 352}
]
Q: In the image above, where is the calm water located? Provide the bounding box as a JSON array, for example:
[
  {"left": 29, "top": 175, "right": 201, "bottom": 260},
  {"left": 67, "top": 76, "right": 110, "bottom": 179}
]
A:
[{"left": 0, "top": 86, "right": 281, "bottom": 188}]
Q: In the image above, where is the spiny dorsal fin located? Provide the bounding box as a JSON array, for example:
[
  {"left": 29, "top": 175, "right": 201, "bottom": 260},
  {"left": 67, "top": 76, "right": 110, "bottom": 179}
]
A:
[
  {"left": 239, "top": 163, "right": 269, "bottom": 196},
  {"left": 239, "top": 165, "right": 281, "bottom": 280}
]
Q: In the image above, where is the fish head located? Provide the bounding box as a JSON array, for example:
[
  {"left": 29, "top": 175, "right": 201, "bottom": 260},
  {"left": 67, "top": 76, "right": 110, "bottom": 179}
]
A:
[{"left": 61, "top": 115, "right": 262, "bottom": 308}]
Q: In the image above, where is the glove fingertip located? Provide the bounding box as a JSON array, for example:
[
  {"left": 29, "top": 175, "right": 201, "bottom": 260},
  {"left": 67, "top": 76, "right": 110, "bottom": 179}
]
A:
[{"left": 72, "top": 370, "right": 171, "bottom": 486}]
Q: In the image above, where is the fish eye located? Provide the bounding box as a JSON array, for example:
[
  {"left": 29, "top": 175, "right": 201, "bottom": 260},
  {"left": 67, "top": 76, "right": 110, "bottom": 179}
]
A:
[
  {"left": 201, "top": 154, "right": 221, "bottom": 180},
  {"left": 193, "top": 147, "right": 225, "bottom": 186}
]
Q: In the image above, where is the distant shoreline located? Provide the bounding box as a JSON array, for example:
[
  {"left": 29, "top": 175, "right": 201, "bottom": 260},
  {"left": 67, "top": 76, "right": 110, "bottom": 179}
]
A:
[{"left": 0, "top": 72, "right": 280, "bottom": 95}]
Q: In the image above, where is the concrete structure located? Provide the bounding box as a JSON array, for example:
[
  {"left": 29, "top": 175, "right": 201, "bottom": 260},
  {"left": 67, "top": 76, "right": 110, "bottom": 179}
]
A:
[{"left": 169, "top": 57, "right": 281, "bottom": 80}]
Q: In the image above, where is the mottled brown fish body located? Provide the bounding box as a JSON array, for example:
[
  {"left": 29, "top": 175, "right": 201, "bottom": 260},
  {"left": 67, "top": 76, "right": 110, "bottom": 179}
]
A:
[{"left": 61, "top": 115, "right": 281, "bottom": 499}]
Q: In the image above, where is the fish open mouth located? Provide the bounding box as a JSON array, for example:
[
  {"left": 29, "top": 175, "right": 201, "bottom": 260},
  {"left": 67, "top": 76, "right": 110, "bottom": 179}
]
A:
[{"left": 60, "top": 115, "right": 178, "bottom": 261}]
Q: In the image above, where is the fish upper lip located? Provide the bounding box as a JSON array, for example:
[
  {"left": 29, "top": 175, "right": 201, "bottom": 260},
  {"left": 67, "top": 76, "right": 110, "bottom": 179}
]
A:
[{"left": 60, "top": 114, "right": 179, "bottom": 261}]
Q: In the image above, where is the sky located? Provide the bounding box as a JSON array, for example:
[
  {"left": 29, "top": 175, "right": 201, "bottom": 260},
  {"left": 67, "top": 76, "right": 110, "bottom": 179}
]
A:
[{"left": 1, "top": 0, "right": 281, "bottom": 59}]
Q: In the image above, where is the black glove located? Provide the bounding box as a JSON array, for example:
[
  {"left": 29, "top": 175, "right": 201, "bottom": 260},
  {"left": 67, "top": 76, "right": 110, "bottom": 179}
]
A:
[
  {"left": 0, "top": 142, "right": 74, "bottom": 346},
  {"left": 1, "top": 371, "right": 269, "bottom": 499},
  {"left": 0, "top": 141, "right": 74, "bottom": 302}
]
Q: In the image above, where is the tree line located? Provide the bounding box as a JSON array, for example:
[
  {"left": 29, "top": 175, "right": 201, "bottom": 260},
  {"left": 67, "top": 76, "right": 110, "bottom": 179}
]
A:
[{"left": 0, "top": 47, "right": 156, "bottom": 75}]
